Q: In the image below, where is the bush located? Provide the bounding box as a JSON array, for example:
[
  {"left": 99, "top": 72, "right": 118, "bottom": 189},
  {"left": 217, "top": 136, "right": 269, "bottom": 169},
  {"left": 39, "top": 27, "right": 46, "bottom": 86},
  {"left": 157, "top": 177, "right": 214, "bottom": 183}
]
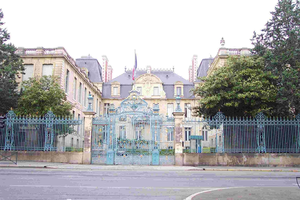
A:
[{"left": 65, "top": 147, "right": 83, "bottom": 152}]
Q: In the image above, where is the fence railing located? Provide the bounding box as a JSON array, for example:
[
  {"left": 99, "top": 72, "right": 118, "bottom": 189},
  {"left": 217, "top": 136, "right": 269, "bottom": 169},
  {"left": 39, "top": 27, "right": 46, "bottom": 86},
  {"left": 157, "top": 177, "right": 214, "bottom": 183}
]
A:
[
  {"left": 184, "top": 112, "right": 300, "bottom": 154},
  {"left": 0, "top": 110, "right": 82, "bottom": 152}
]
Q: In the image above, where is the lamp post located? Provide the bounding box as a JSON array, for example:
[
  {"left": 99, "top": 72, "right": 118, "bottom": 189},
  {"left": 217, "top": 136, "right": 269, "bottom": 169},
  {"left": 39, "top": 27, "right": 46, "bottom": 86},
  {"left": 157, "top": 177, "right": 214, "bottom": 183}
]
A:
[
  {"left": 175, "top": 95, "right": 182, "bottom": 112},
  {"left": 87, "top": 94, "right": 93, "bottom": 112}
]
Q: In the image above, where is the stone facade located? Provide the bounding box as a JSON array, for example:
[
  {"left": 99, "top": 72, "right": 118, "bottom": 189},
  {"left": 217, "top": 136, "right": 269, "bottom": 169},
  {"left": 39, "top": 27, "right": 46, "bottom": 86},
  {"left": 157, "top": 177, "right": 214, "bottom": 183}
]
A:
[{"left": 16, "top": 47, "right": 103, "bottom": 150}]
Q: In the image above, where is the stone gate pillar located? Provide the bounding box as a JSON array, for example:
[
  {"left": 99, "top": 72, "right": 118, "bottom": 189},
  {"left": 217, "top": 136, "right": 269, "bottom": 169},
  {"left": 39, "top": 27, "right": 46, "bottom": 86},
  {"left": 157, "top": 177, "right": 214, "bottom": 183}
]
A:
[
  {"left": 173, "top": 111, "right": 184, "bottom": 165},
  {"left": 82, "top": 110, "right": 96, "bottom": 164}
]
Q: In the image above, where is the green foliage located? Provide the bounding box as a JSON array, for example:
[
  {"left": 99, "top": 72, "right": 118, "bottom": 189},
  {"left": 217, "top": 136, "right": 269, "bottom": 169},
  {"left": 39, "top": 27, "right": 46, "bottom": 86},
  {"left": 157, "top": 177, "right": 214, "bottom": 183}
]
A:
[
  {"left": 251, "top": 0, "right": 300, "bottom": 116},
  {"left": 65, "top": 147, "right": 83, "bottom": 152},
  {"left": 160, "top": 149, "right": 175, "bottom": 155},
  {"left": 16, "top": 76, "right": 73, "bottom": 116},
  {"left": 193, "top": 56, "right": 278, "bottom": 117},
  {"left": 0, "top": 9, "right": 24, "bottom": 114}
]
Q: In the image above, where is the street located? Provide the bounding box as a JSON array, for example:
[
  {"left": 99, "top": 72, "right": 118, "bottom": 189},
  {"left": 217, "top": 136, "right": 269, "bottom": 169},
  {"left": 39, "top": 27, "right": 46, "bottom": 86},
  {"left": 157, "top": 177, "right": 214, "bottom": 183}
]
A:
[{"left": 0, "top": 167, "right": 300, "bottom": 200}]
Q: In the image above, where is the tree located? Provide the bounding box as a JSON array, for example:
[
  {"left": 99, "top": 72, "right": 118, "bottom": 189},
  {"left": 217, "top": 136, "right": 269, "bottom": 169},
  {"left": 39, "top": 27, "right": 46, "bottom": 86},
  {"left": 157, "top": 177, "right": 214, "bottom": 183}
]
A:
[
  {"left": 16, "top": 76, "right": 73, "bottom": 116},
  {"left": 0, "top": 9, "right": 24, "bottom": 114},
  {"left": 193, "top": 56, "right": 278, "bottom": 117},
  {"left": 251, "top": 0, "right": 300, "bottom": 116}
]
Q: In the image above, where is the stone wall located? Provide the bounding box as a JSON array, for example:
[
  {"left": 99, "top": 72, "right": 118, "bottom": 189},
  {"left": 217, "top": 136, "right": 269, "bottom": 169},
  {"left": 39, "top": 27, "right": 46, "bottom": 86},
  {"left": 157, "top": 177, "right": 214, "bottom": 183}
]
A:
[
  {"left": 1, "top": 151, "right": 83, "bottom": 164},
  {"left": 176, "top": 153, "right": 300, "bottom": 167}
]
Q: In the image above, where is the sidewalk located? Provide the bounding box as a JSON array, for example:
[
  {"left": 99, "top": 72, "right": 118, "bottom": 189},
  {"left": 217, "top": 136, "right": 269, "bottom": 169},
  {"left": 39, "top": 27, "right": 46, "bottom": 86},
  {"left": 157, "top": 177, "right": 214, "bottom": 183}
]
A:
[{"left": 1, "top": 161, "right": 300, "bottom": 172}]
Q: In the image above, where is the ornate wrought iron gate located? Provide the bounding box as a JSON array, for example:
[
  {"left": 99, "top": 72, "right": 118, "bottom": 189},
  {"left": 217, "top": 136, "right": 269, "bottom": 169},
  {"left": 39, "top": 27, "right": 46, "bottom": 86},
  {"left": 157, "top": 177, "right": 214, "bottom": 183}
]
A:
[{"left": 92, "top": 91, "right": 175, "bottom": 165}]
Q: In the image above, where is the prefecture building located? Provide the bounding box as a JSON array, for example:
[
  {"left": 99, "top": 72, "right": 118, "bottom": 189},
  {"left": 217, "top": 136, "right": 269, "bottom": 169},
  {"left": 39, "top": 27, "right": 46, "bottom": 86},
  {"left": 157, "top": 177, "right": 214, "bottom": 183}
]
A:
[{"left": 14, "top": 40, "right": 250, "bottom": 156}]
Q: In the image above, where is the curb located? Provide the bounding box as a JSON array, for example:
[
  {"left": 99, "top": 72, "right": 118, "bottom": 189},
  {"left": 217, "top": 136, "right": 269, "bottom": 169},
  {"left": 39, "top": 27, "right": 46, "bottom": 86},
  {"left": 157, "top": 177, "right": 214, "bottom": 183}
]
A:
[
  {"left": 1, "top": 165, "right": 300, "bottom": 172},
  {"left": 189, "top": 168, "right": 300, "bottom": 172}
]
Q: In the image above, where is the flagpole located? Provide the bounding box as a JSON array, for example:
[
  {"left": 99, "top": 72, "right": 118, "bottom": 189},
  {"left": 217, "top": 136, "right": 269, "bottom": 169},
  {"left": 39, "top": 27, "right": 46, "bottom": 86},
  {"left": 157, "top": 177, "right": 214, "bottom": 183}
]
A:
[{"left": 133, "top": 49, "right": 135, "bottom": 86}]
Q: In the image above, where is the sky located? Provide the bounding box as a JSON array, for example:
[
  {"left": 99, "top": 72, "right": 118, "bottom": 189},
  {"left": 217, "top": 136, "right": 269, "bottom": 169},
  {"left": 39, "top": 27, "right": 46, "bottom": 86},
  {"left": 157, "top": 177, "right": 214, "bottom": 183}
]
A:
[{"left": 1, "top": 0, "right": 279, "bottom": 80}]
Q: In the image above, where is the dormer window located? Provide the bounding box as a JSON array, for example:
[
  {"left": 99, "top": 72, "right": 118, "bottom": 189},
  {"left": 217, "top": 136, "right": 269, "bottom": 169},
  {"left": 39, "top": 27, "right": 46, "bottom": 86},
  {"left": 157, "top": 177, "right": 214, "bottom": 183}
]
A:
[
  {"left": 174, "top": 81, "right": 183, "bottom": 97},
  {"left": 113, "top": 87, "right": 118, "bottom": 95},
  {"left": 111, "top": 81, "right": 120, "bottom": 97},
  {"left": 153, "top": 87, "right": 159, "bottom": 95},
  {"left": 137, "top": 87, "right": 142, "bottom": 95},
  {"left": 176, "top": 87, "right": 182, "bottom": 96}
]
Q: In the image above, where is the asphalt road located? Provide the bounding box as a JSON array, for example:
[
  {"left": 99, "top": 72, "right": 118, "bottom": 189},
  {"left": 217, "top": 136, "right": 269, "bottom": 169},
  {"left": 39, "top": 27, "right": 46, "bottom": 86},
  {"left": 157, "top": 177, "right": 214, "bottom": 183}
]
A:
[{"left": 0, "top": 168, "right": 300, "bottom": 200}]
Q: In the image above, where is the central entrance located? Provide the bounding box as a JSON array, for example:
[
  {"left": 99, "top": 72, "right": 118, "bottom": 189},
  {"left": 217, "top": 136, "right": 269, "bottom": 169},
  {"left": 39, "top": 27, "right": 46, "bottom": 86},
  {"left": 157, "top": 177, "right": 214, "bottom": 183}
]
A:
[{"left": 92, "top": 91, "right": 174, "bottom": 165}]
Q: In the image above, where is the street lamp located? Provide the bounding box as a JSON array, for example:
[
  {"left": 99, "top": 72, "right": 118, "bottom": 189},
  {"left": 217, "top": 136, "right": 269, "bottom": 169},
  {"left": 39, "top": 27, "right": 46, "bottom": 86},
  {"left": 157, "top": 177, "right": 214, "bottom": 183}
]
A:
[
  {"left": 87, "top": 94, "right": 93, "bottom": 111},
  {"left": 175, "top": 95, "right": 182, "bottom": 112}
]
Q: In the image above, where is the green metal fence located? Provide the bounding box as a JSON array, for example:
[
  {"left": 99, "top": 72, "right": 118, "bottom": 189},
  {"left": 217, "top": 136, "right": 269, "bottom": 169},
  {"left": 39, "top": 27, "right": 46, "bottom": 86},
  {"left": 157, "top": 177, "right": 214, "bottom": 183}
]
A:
[
  {"left": 184, "top": 112, "right": 300, "bottom": 154},
  {"left": 220, "top": 113, "right": 300, "bottom": 153},
  {"left": 0, "top": 110, "right": 82, "bottom": 151}
]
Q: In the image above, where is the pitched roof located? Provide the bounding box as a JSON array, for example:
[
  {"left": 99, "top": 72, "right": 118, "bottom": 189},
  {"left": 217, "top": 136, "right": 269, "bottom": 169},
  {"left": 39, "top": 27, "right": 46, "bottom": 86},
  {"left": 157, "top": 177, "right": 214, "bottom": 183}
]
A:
[
  {"left": 103, "top": 69, "right": 194, "bottom": 99},
  {"left": 195, "top": 58, "right": 214, "bottom": 82},
  {"left": 76, "top": 57, "right": 103, "bottom": 82},
  {"left": 107, "top": 70, "right": 191, "bottom": 85}
]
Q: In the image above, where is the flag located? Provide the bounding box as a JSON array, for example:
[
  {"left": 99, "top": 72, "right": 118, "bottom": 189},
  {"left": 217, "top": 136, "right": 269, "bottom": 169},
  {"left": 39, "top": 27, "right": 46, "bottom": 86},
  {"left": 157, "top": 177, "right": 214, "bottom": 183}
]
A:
[{"left": 132, "top": 51, "right": 137, "bottom": 80}]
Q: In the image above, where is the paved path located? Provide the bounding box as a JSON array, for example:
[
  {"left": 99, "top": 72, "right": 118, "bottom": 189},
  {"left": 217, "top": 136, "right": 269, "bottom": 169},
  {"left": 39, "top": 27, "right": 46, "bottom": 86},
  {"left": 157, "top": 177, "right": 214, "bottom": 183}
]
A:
[
  {"left": 1, "top": 167, "right": 300, "bottom": 200},
  {"left": 1, "top": 161, "right": 300, "bottom": 172}
]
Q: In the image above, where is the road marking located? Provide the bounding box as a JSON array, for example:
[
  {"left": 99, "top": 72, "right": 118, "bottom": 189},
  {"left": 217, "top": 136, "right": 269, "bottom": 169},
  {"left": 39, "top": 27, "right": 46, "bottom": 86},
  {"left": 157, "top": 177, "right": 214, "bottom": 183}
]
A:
[
  {"left": 10, "top": 185, "right": 213, "bottom": 190},
  {"left": 184, "top": 187, "right": 242, "bottom": 200}
]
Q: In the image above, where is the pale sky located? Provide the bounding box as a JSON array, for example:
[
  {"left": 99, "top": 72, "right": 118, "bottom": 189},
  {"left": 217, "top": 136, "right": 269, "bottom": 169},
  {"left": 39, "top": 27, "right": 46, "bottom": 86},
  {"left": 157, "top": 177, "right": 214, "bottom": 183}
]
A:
[{"left": 1, "top": 0, "right": 278, "bottom": 80}]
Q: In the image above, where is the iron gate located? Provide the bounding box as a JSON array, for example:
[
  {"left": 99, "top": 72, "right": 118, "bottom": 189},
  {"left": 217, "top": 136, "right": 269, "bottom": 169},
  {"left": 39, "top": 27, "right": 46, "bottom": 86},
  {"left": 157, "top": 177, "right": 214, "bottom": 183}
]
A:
[{"left": 91, "top": 91, "right": 175, "bottom": 165}]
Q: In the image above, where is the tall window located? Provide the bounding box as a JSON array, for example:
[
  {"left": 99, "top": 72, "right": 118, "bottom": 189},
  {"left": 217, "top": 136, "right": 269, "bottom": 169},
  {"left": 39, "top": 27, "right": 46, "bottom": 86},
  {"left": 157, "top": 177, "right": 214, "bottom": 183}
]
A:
[
  {"left": 78, "top": 83, "right": 82, "bottom": 103},
  {"left": 23, "top": 64, "right": 34, "bottom": 81},
  {"left": 104, "top": 103, "right": 110, "bottom": 116},
  {"left": 185, "top": 103, "right": 191, "bottom": 118},
  {"left": 136, "top": 130, "right": 142, "bottom": 140},
  {"left": 153, "top": 87, "right": 159, "bottom": 95},
  {"left": 96, "top": 99, "right": 99, "bottom": 115},
  {"left": 73, "top": 78, "right": 77, "bottom": 100},
  {"left": 176, "top": 87, "right": 182, "bottom": 96},
  {"left": 72, "top": 111, "right": 75, "bottom": 119},
  {"left": 167, "top": 128, "right": 174, "bottom": 141},
  {"left": 84, "top": 88, "right": 87, "bottom": 107},
  {"left": 113, "top": 87, "right": 118, "bottom": 95},
  {"left": 137, "top": 87, "right": 142, "bottom": 95},
  {"left": 119, "top": 126, "right": 126, "bottom": 139},
  {"left": 99, "top": 102, "right": 101, "bottom": 116},
  {"left": 42, "top": 64, "right": 53, "bottom": 76},
  {"left": 77, "top": 114, "right": 81, "bottom": 135},
  {"left": 71, "top": 138, "right": 74, "bottom": 147},
  {"left": 185, "top": 127, "right": 191, "bottom": 141},
  {"left": 167, "top": 104, "right": 173, "bottom": 117},
  {"left": 65, "top": 70, "right": 69, "bottom": 93},
  {"left": 202, "top": 129, "right": 208, "bottom": 141}
]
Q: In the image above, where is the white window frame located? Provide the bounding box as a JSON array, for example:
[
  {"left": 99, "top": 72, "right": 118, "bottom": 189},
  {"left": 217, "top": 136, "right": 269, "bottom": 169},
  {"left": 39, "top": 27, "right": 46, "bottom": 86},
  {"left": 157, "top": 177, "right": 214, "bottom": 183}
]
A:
[
  {"left": 78, "top": 82, "right": 82, "bottom": 103},
  {"left": 167, "top": 103, "right": 174, "bottom": 118},
  {"left": 23, "top": 64, "right": 34, "bottom": 81},
  {"left": 42, "top": 64, "right": 53, "bottom": 76},
  {"left": 153, "top": 87, "right": 159, "bottom": 95},
  {"left": 137, "top": 87, "right": 142, "bottom": 95},
  {"left": 113, "top": 87, "right": 118, "bottom": 95},
  {"left": 119, "top": 126, "right": 126, "bottom": 139},
  {"left": 84, "top": 87, "right": 87, "bottom": 107},
  {"left": 185, "top": 127, "right": 191, "bottom": 141},
  {"left": 73, "top": 77, "right": 77, "bottom": 100},
  {"left": 167, "top": 127, "right": 174, "bottom": 141},
  {"left": 176, "top": 87, "right": 182, "bottom": 96},
  {"left": 185, "top": 103, "right": 191, "bottom": 118},
  {"left": 65, "top": 70, "right": 69, "bottom": 93}
]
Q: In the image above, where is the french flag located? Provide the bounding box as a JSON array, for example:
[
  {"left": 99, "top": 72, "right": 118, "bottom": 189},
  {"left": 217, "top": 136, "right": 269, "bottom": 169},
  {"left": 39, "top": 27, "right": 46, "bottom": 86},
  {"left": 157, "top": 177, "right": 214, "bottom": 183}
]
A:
[{"left": 132, "top": 51, "right": 137, "bottom": 80}]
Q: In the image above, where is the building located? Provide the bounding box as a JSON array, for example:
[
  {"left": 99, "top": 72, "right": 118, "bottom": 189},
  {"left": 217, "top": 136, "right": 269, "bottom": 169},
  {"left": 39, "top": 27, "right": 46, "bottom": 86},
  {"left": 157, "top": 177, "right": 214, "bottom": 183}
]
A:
[
  {"left": 15, "top": 47, "right": 208, "bottom": 158},
  {"left": 193, "top": 38, "right": 252, "bottom": 151},
  {"left": 188, "top": 55, "right": 198, "bottom": 82},
  {"left": 101, "top": 66, "right": 195, "bottom": 118},
  {"left": 102, "top": 55, "right": 113, "bottom": 83},
  {"left": 16, "top": 47, "right": 103, "bottom": 150},
  {"left": 206, "top": 38, "right": 251, "bottom": 76}
]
